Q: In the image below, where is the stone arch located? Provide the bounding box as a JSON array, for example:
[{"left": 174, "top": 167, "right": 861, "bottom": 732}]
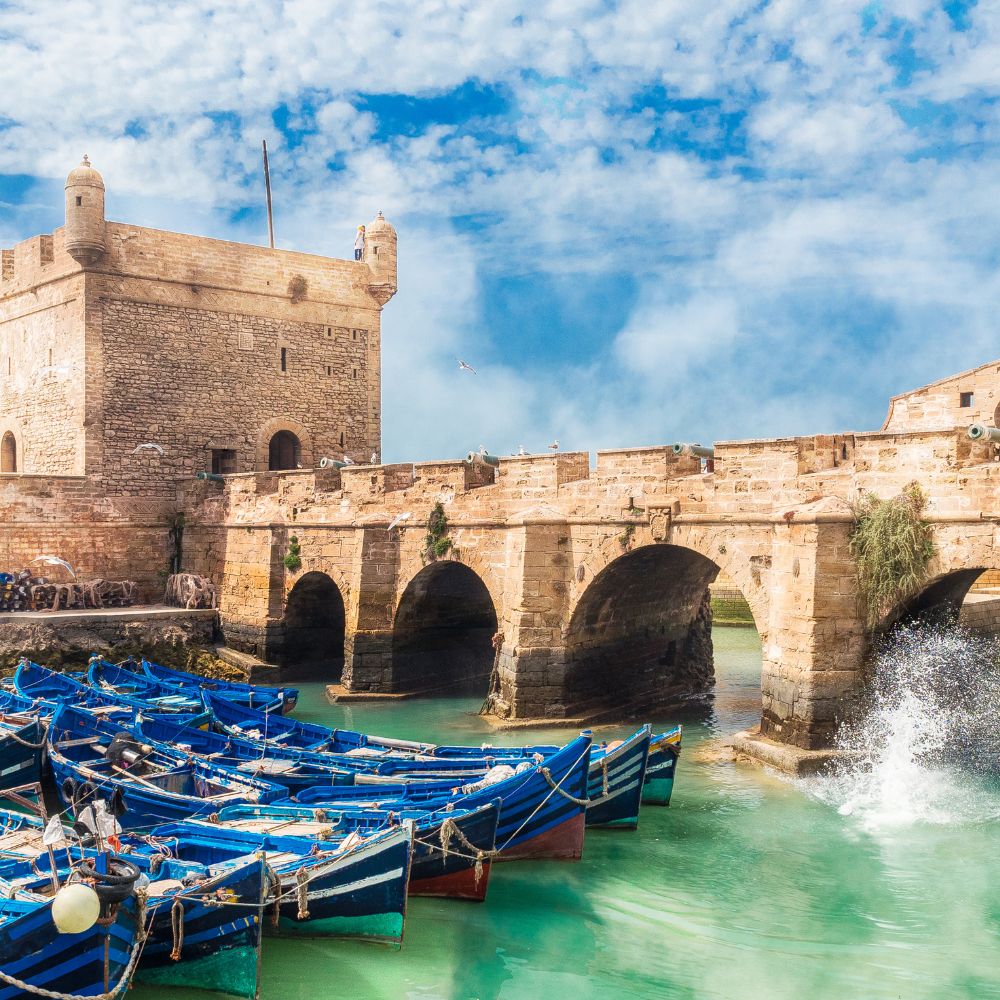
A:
[
  {"left": 255, "top": 417, "right": 313, "bottom": 472},
  {"left": 569, "top": 526, "right": 769, "bottom": 636},
  {"left": 994, "top": 400, "right": 1000, "bottom": 428},
  {"left": 876, "top": 525, "right": 999, "bottom": 632},
  {"left": 562, "top": 538, "right": 764, "bottom": 718},
  {"left": 279, "top": 570, "right": 346, "bottom": 679},
  {"left": 0, "top": 430, "right": 17, "bottom": 473},
  {"left": 391, "top": 559, "right": 499, "bottom": 695}
]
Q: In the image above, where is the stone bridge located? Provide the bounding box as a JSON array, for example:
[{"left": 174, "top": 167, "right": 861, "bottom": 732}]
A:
[{"left": 176, "top": 426, "right": 999, "bottom": 751}]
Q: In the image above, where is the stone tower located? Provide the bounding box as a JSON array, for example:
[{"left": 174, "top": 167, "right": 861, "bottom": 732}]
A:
[
  {"left": 365, "top": 210, "right": 397, "bottom": 305},
  {"left": 64, "top": 155, "right": 106, "bottom": 266}
]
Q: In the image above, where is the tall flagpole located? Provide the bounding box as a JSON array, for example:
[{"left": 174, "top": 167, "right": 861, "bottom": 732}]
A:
[{"left": 262, "top": 139, "right": 275, "bottom": 249}]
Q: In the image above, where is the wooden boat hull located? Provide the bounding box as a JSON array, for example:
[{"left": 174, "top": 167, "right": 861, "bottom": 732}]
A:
[
  {"left": 135, "top": 862, "right": 264, "bottom": 999},
  {"left": 0, "top": 895, "right": 140, "bottom": 1000},
  {"left": 584, "top": 727, "right": 651, "bottom": 828},
  {"left": 0, "top": 719, "right": 43, "bottom": 791},
  {"left": 295, "top": 734, "right": 593, "bottom": 862},
  {"left": 641, "top": 736, "right": 681, "bottom": 806}
]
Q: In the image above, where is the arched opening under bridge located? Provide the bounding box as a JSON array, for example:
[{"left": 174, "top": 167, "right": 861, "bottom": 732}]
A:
[
  {"left": 280, "top": 571, "right": 346, "bottom": 679},
  {"left": 564, "top": 543, "right": 761, "bottom": 720},
  {"left": 887, "top": 566, "right": 1000, "bottom": 637},
  {"left": 392, "top": 561, "right": 498, "bottom": 695}
]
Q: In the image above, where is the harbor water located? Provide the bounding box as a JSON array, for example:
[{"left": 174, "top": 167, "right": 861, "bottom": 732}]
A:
[{"left": 133, "top": 626, "right": 1000, "bottom": 1000}]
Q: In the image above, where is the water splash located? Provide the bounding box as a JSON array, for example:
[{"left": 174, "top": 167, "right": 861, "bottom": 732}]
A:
[{"left": 807, "top": 624, "right": 1000, "bottom": 832}]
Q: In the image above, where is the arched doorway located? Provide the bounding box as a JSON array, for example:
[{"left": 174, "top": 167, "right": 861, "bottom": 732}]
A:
[
  {"left": 564, "top": 543, "right": 760, "bottom": 719},
  {"left": 392, "top": 562, "right": 498, "bottom": 695},
  {"left": 281, "top": 571, "right": 346, "bottom": 679},
  {"left": 0, "top": 432, "right": 16, "bottom": 473},
  {"left": 268, "top": 430, "right": 300, "bottom": 471}
]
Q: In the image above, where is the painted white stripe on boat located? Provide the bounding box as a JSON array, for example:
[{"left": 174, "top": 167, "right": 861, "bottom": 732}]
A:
[
  {"left": 0, "top": 760, "right": 34, "bottom": 777},
  {"left": 279, "top": 866, "right": 404, "bottom": 901}
]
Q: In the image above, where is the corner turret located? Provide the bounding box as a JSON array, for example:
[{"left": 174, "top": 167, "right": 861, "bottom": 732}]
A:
[
  {"left": 64, "top": 155, "right": 106, "bottom": 266},
  {"left": 365, "top": 210, "right": 397, "bottom": 305}
]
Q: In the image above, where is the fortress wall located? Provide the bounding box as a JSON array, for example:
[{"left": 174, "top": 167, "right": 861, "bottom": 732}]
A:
[
  {"left": 93, "top": 286, "right": 375, "bottom": 493},
  {"left": 0, "top": 268, "right": 87, "bottom": 475},
  {"left": 882, "top": 361, "right": 1000, "bottom": 433},
  {"left": 0, "top": 475, "right": 172, "bottom": 600},
  {"left": 102, "top": 222, "right": 377, "bottom": 311}
]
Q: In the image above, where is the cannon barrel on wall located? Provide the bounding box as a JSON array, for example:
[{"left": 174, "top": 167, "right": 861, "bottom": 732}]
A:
[
  {"left": 672, "top": 443, "right": 715, "bottom": 459},
  {"left": 466, "top": 451, "right": 500, "bottom": 467},
  {"left": 318, "top": 456, "right": 348, "bottom": 469},
  {"left": 967, "top": 424, "right": 1000, "bottom": 443}
]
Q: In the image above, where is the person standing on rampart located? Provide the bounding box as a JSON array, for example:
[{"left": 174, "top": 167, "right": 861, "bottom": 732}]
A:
[{"left": 354, "top": 225, "right": 365, "bottom": 261}]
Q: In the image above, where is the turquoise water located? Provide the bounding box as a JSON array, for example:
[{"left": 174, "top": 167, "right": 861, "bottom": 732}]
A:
[{"left": 133, "top": 628, "right": 1000, "bottom": 1000}]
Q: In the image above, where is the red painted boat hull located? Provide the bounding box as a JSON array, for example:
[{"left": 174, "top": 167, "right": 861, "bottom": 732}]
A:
[
  {"left": 410, "top": 861, "right": 492, "bottom": 902},
  {"left": 495, "top": 811, "right": 585, "bottom": 862}
]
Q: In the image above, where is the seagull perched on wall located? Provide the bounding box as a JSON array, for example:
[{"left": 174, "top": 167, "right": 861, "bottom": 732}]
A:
[
  {"left": 457, "top": 359, "right": 477, "bottom": 375},
  {"left": 370, "top": 452, "right": 378, "bottom": 464},
  {"left": 548, "top": 439, "right": 559, "bottom": 451},
  {"left": 341, "top": 455, "right": 355, "bottom": 465},
  {"left": 132, "top": 443, "right": 166, "bottom": 456},
  {"left": 387, "top": 512, "right": 412, "bottom": 532},
  {"left": 518, "top": 445, "right": 526, "bottom": 455},
  {"left": 31, "top": 555, "right": 76, "bottom": 578}
]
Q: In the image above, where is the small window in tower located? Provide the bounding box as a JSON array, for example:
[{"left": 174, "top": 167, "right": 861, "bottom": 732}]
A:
[
  {"left": 339, "top": 431, "right": 344, "bottom": 447},
  {"left": 280, "top": 347, "right": 287, "bottom": 372},
  {"left": 326, "top": 327, "right": 332, "bottom": 338},
  {"left": 960, "top": 391, "right": 974, "bottom": 408},
  {"left": 326, "top": 365, "right": 331, "bottom": 376},
  {"left": 353, "top": 368, "right": 357, "bottom": 379},
  {"left": 75, "top": 196, "right": 82, "bottom": 207},
  {"left": 211, "top": 449, "right": 237, "bottom": 475},
  {"left": 352, "top": 331, "right": 357, "bottom": 341}
]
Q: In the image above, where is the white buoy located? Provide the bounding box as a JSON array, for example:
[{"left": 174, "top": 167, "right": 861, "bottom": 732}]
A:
[{"left": 51, "top": 883, "right": 101, "bottom": 934}]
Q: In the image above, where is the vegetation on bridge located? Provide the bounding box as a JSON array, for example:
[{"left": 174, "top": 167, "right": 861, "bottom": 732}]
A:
[{"left": 850, "top": 482, "right": 935, "bottom": 630}]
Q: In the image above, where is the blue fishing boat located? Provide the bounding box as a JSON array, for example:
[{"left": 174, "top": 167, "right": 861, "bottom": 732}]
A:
[
  {"left": 0, "top": 710, "right": 44, "bottom": 792},
  {"left": 135, "top": 715, "right": 356, "bottom": 795},
  {"left": 14, "top": 660, "right": 209, "bottom": 721},
  {"left": 215, "top": 798, "right": 500, "bottom": 902},
  {"left": 204, "top": 693, "right": 660, "bottom": 826},
  {"left": 0, "top": 841, "right": 143, "bottom": 1000},
  {"left": 87, "top": 658, "right": 210, "bottom": 714},
  {"left": 0, "top": 896, "right": 141, "bottom": 1000},
  {"left": 136, "top": 659, "right": 298, "bottom": 714},
  {"left": 641, "top": 728, "right": 682, "bottom": 805},
  {"left": 134, "top": 819, "right": 413, "bottom": 942},
  {"left": 293, "top": 732, "right": 594, "bottom": 861},
  {"left": 47, "top": 703, "right": 287, "bottom": 828},
  {"left": 0, "top": 823, "right": 265, "bottom": 1000}
]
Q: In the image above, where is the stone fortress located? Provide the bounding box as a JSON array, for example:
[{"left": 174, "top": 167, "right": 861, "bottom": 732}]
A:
[{"left": 2, "top": 158, "right": 999, "bottom": 768}]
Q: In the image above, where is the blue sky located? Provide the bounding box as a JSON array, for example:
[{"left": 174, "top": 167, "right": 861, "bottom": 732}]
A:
[{"left": 2, "top": 0, "right": 999, "bottom": 461}]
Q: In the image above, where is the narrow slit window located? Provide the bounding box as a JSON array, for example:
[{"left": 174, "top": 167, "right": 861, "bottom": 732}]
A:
[
  {"left": 280, "top": 347, "right": 287, "bottom": 372},
  {"left": 326, "top": 365, "right": 331, "bottom": 376},
  {"left": 352, "top": 331, "right": 357, "bottom": 341},
  {"left": 75, "top": 196, "right": 82, "bottom": 206},
  {"left": 353, "top": 368, "right": 357, "bottom": 379},
  {"left": 339, "top": 431, "right": 344, "bottom": 447}
]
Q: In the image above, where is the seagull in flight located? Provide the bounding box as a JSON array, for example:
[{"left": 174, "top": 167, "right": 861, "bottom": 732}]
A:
[
  {"left": 548, "top": 439, "right": 559, "bottom": 451},
  {"left": 387, "top": 512, "right": 412, "bottom": 532},
  {"left": 457, "top": 359, "right": 477, "bottom": 375},
  {"left": 132, "top": 443, "right": 166, "bottom": 456},
  {"left": 31, "top": 555, "right": 76, "bottom": 578}
]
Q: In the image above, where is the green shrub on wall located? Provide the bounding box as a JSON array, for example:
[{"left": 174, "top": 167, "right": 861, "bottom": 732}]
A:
[
  {"left": 849, "top": 482, "right": 934, "bottom": 630},
  {"left": 283, "top": 535, "right": 302, "bottom": 573}
]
